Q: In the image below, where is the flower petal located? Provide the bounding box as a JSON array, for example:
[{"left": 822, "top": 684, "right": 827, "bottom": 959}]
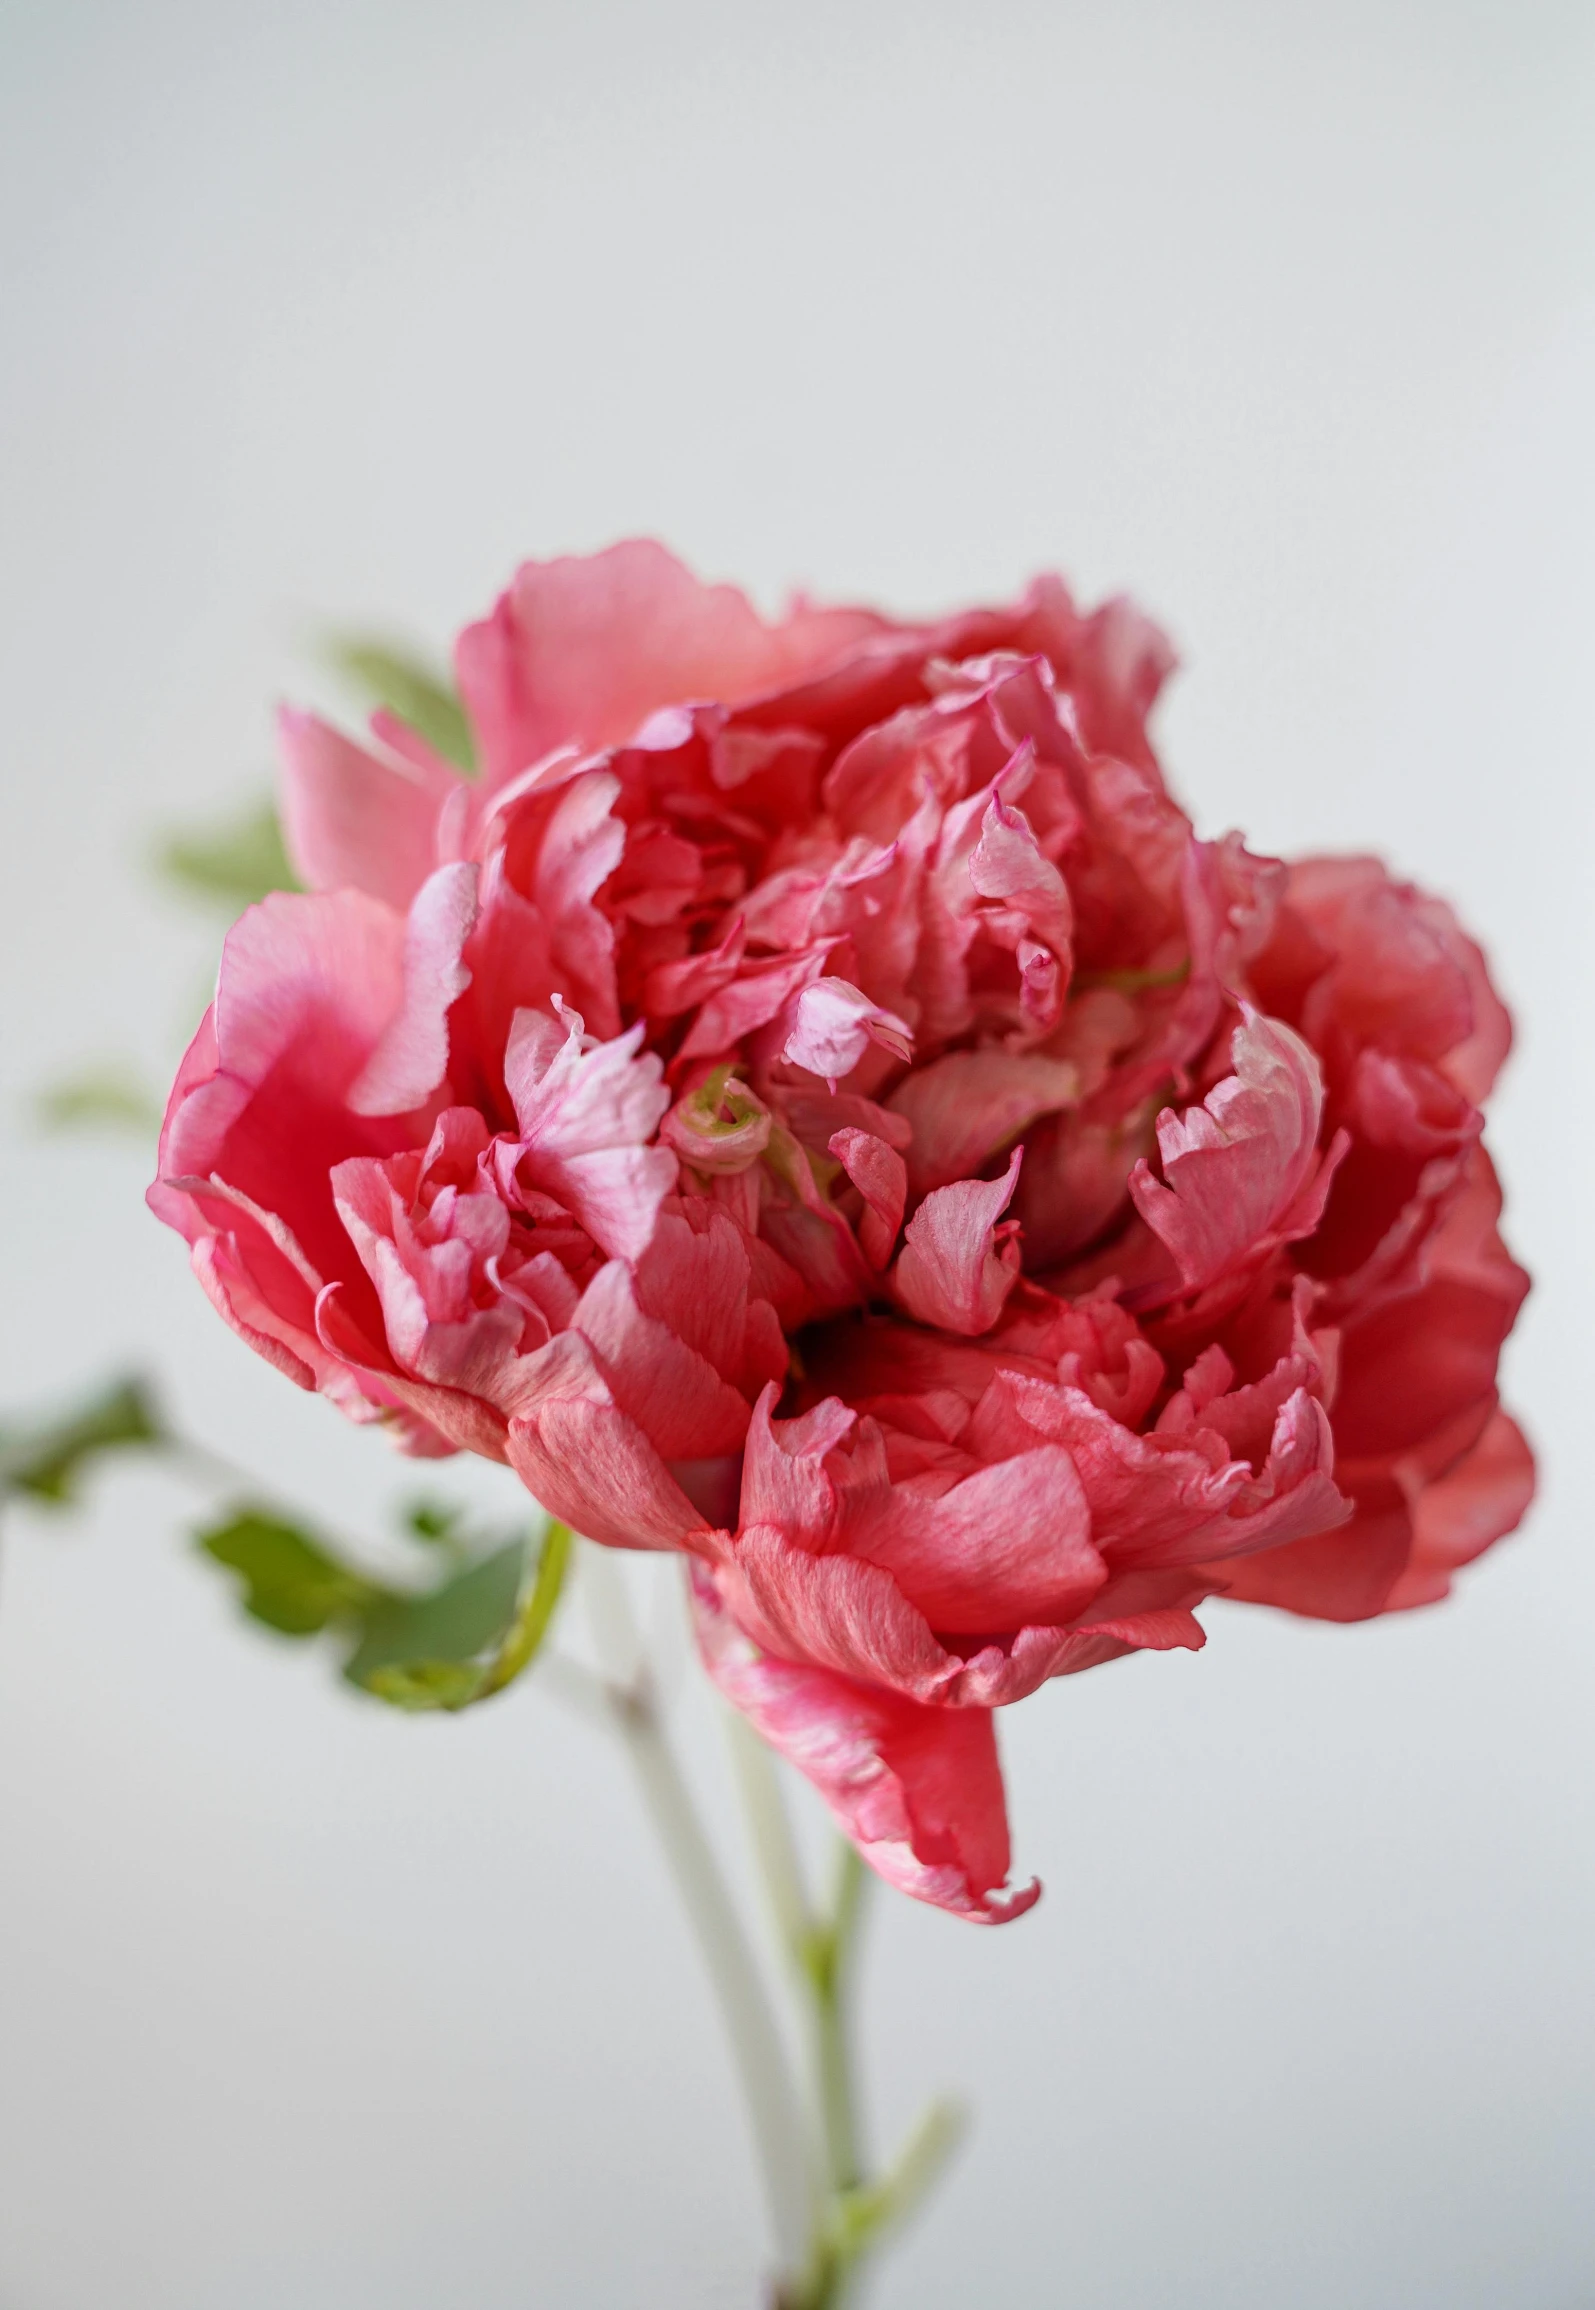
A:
[
  {"left": 892, "top": 1149, "right": 1023, "bottom": 1335},
  {"left": 1129, "top": 1009, "right": 1338, "bottom": 1299},
  {"left": 349, "top": 862, "right": 478, "bottom": 1117},
  {"left": 692, "top": 1568, "right": 1039, "bottom": 1924},
  {"left": 277, "top": 708, "right": 453, "bottom": 908}
]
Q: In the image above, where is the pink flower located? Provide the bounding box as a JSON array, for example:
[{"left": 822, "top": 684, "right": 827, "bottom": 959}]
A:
[{"left": 152, "top": 542, "right": 1533, "bottom": 1923}]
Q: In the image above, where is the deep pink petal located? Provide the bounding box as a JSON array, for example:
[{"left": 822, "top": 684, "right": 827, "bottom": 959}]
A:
[
  {"left": 572, "top": 1259, "right": 756, "bottom": 1460},
  {"left": 892, "top": 1149, "right": 1023, "bottom": 1335},
  {"left": 829, "top": 1128, "right": 908, "bottom": 1268},
  {"left": 888, "top": 1050, "right": 1080, "bottom": 1197},
  {"left": 693, "top": 1568, "right": 1038, "bottom": 1923},
  {"left": 856, "top": 1449, "right": 1105, "bottom": 1632},
  {"left": 505, "top": 1332, "right": 708, "bottom": 1550},
  {"left": 1386, "top": 1407, "right": 1535, "bottom": 1610}
]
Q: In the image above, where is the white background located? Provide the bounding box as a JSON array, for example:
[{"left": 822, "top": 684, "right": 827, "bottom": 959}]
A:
[{"left": 1, "top": 3, "right": 1592, "bottom": 2304}]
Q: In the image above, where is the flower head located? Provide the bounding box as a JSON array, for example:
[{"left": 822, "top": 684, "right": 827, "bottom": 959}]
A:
[{"left": 152, "top": 541, "right": 1532, "bottom": 1920}]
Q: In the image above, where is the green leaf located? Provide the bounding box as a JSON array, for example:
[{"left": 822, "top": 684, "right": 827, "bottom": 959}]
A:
[
  {"left": 479, "top": 1519, "right": 572, "bottom": 1699},
  {"left": 35, "top": 1066, "right": 162, "bottom": 1136},
  {"left": 0, "top": 1375, "right": 166, "bottom": 1505},
  {"left": 195, "top": 1493, "right": 569, "bottom": 1712},
  {"left": 345, "top": 1520, "right": 571, "bottom": 1713},
  {"left": 198, "top": 1508, "right": 387, "bottom": 1637},
  {"left": 157, "top": 800, "right": 300, "bottom": 909},
  {"left": 325, "top": 635, "right": 476, "bottom": 775},
  {"left": 343, "top": 1538, "right": 526, "bottom": 1708}
]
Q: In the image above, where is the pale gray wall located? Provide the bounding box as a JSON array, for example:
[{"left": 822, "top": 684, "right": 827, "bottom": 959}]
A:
[{"left": 0, "top": 3, "right": 1591, "bottom": 2304}]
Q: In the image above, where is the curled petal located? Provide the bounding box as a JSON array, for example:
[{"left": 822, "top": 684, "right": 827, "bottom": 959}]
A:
[
  {"left": 692, "top": 1568, "right": 1039, "bottom": 1923},
  {"left": 663, "top": 1071, "right": 773, "bottom": 1174},
  {"left": 1129, "top": 1010, "right": 1341, "bottom": 1299},
  {"left": 349, "top": 862, "right": 478, "bottom": 1116},
  {"left": 504, "top": 1003, "right": 675, "bottom": 1260},
  {"left": 829, "top": 1128, "right": 908, "bottom": 1268},
  {"left": 892, "top": 1149, "right": 1023, "bottom": 1335},
  {"left": 782, "top": 976, "right": 913, "bottom": 1086}
]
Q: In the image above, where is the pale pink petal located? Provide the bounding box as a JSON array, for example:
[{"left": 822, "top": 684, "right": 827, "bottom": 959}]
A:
[
  {"left": 277, "top": 708, "right": 453, "bottom": 907},
  {"left": 349, "top": 862, "right": 477, "bottom": 1116},
  {"left": 967, "top": 785, "right": 1073, "bottom": 1025},
  {"left": 1129, "top": 1010, "right": 1339, "bottom": 1299},
  {"left": 455, "top": 540, "right": 884, "bottom": 787},
  {"left": 506, "top": 1005, "right": 669, "bottom": 1155},
  {"left": 539, "top": 1144, "right": 678, "bottom": 1269},
  {"left": 781, "top": 977, "right": 913, "bottom": 1087},
  {"left": 504, "top": 1005, "right": 675, "bottom": 1260}
]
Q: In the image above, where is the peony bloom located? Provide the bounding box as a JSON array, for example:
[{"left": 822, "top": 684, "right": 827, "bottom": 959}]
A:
[{"left": 151, "top": 541, "right": 1533, "bottom": 1923}]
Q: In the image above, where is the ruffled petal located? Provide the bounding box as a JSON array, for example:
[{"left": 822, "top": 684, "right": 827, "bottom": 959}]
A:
[
  {"left": 1129, "top": 1010, "right": 1340, "bottom": 1300},
  {"left": 455, "top": 539, "right": 884, "bottom": 787}
]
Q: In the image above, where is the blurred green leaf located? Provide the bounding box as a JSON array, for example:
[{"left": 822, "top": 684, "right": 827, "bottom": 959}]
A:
[
  {"left": 35, "top": 1066, "right": 162, "bottom": 1136},
  {"left": 402, "top": 1497, "right": 471, "bottom": 1550},
  {"left": 157, "top": 799, "right": 300, "bottom": 909},
  {"left": 347, "top": 1519, "right": 571, "bottom": 1712},
  {"left": 0, "top": 1376, "right": 166, "bottom": 1505},
  {"left": 198, "top": 1508, "right": 387, "bottom": 1637},
  {"left": 344, "top": 1538, "right": 527, "bottom": 1709},
  {"left": 326, "top": 636, "right": 476, "bottom": 775}
]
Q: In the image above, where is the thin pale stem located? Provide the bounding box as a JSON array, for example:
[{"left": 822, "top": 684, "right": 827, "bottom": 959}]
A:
[
  {"left": 580, "top": 1546, "right": 816, "bottom": 2275},
  {"left": 811, "top": 1842, "right": 868, "bottom": 2198},
  {"left": 726, "top": 1707, "right": 813, "bottom": 1962},
  {"left": 727, "top": 1713, "right": 881, "bottom": 2310}
]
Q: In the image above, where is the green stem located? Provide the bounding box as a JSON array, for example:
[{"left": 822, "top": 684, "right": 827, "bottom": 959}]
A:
[
  {"left": 726, "top": 1712, "right": 870, "bottom": 2198},
  {"left": 809, "top": 1842, "right": 868, "bottom": 2198},
  {"left": 726, "top": 1706, "right": 812, "bottom": 1959},
  {"left": 580, "top": 1554, "right": 962, "bottom": 2308},
  {"left": 580, "top": 1547, "right": 817, "bottom": 2274},
  {"left": 729, "top": 1714, "right": 880, "bottom": 2309}
]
